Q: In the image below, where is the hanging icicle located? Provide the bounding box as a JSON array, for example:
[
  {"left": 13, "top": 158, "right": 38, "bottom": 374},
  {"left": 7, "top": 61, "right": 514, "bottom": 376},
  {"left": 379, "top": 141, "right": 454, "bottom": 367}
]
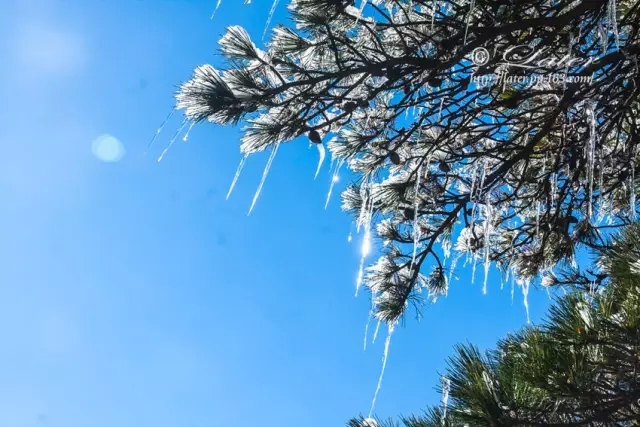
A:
[
  {"left": 608, "top": 0, "right": 620, "bottom": 50},
  {"left": 248, "top": 143, "right": 280, "bottom": 215},
  {"left": 364, "top": 307, "right": 373, "bottom": 351},
  {"left": 463, "top": 0, "right": 476, "bottom": 46},
  {"left": 368, "top": 323, "right": 395, "bottom": 418},
  {"left": 482, "top": 192, "right": 492, "bottom": 295},
  {"left": 210, "top": 0, "right": 223, "bottom": 19},
  {"left": 441, "top": 376, "right": 451, "bottom": 425},
  {"left": 447, "top": 253, "right": 463, "bottom": 295},
  {"left": 182, "top": 121, "right": 196, "bottom": 142},
  {"left": 263, "top": 0, "right": 281, "bottom": 40},
  {"left": 158, "top": 118, "right": 188, "bottom": 162},
  {"left": 226, "top": 155, "right": 249, "bottom": 200},
  {"left": 372, "top": 320, "right": 381, "bottom": 344},
  {"left": 314, "top": 143, "right": 327, "bottom": 180},
  {"left": 586, "top": 102, "right": 598, "bottom": 219},
  {"left": 520, "top": 279, "right": 531, "bottom": 323},
  {"left": 356, "top": 227, "right": 372, "bottom": 296},
  {"left": 411, "top": 165, "right": 423, "bottom": 271},
  {"left": 631, "top": 152, "right": 637, "bottom": 219},
  {"left": 325, "top": 159, "right": 343, "bottom": 209},
  {"left": 147, "top": 109, "right": 175, "bottom": 151},
  {"left": 438, "top": 97, "right": 446, "bottom": 120}
]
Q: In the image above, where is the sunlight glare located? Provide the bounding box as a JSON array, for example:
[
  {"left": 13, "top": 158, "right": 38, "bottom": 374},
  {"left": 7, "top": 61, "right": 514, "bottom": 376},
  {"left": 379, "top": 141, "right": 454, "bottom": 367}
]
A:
[{"left": 91, "top": 134, "right": 125, "bottom": 162}]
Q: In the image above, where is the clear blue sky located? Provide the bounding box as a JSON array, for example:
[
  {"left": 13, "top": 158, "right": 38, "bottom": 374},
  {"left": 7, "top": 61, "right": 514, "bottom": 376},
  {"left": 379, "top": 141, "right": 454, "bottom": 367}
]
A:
[{"left": 0, "top": 0, "right": 551, "bottom": 426}]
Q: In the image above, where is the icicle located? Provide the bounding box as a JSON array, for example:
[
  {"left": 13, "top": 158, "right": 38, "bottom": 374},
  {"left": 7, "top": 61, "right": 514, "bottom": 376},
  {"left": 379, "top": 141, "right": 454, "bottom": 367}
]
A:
[
  {"left": 598, "top": 22, "right": 608, "bottom": 53},
  {"left": 262, "top": 0, "right": 281, "bottom": 39},
  {"left": 210, "top": 0, "right": 223, "bottom": 19},
  {"left": 148, "top": 109, "right": 175, "bottom": 150},
  {"left": 510, "top": 275, "right": 515, "bottom": 304},
  {"left": 356, "top": 183, "right": 370, "bottom": 233},
  {"left": 368, "top": 323, "right": 394, "bottom": 418},
  {"left": 631, "top": 156, "right": 636, "bottom": 219},
  {"left": 314, "top": 143, "right": 326, "bottom": 180},
  {"left": 248, "top": 143, "right": 280, "bottom": 216},
  {"left": 521, "top": 280, "right": 531, "bottom": 323},
  {"left": 356, "top": 228, "right": 372, "bottom": 296},
  {"left": 463, "top": 0, "right": 475, "bottom": 46},
  {"left": 586, "top": 103, "right": 597, "bottom": 219},
  {"left": 411, "top": 165, "right": 423, "bottom": 270},
  {"left": 182, "top": 121, "right": 196, "bottom": 142},
  {"left": 597, "top": 155, "right": 605, "bottom": 222},
  {"left": 469, "top": 162, "right": 479, "bottom": 202},
  {"left": 608, "top": 0, "right": 620, "bottom": 50},
  {"left": 447, "top": 253, "right": 462, "bottom": 294},
  {"left": 438, "top": 97, "right": 446, "bottom": 120},
  {"left": 372, "top": 320, "right": 381, "bottom": 344},
  {"left": 535, "top": 201, "right": 540, "bottom": 236},
  {"left": 328, "top": 155, "right": 336, "bottom": 177},
  {"left": 157, "top": 118, "right": 188, "bottom": 162},
  {"left": 226, "top": 155, "right": 249, "bottom": 200},
  {"left": 471, "top": 254, "right": 478, "bottom": 285},
  {"left": 364, "top": 307, "right": 373, "bottom": 351},
  {"left": 482, "top": 192, "right": 492, "bottom": 295},
  {"left": 325, "top": 160, "right": 343, "bottom": 209},
  {"left": 441, "top": 376, "right": 451, "bottom": 425}
]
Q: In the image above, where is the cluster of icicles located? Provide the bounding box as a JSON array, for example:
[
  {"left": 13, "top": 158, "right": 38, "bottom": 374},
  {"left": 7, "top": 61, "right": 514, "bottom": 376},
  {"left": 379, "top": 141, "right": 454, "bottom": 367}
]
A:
[
  {"left": 147, "top": 105, "right": 536, "bottom": 421},
  {"left": 148, "top": 72, "right": 621, "bottom": 427},
  {"left": 151, "top": 0, "right": 624, "bottom": 423}
]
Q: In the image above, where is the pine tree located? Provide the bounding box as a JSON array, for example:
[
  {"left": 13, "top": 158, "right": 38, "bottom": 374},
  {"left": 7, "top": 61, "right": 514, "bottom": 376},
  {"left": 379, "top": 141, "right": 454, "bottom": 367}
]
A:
[
  {"left": 172, "top": 0, "right": 640, "bottom": 324},
  {"left": 348, "top": 223, "right": 640, "bottom": 427}
]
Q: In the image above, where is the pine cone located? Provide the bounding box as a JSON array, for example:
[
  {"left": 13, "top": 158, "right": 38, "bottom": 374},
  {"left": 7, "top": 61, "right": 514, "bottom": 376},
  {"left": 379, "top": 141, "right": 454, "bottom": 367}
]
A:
[{"left": 308, "top": 129, "right": 322, "bottom": 144}]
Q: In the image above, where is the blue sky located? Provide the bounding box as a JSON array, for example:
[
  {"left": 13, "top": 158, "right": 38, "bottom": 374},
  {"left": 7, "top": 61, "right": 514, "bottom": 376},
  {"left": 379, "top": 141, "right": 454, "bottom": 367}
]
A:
[{"left": 0, "top": 0, "right": 551, "bottom": 426}]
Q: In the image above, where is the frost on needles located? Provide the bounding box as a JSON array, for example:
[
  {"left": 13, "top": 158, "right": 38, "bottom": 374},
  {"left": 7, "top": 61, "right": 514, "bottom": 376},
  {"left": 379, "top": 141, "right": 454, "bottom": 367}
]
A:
[{"left": 173, "top": 0, "right": 640, "bottom": 331}]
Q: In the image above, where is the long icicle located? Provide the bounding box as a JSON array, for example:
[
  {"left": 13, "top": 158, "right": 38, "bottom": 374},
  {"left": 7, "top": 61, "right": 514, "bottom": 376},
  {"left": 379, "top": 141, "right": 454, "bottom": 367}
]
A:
[
  {"left": 356, "top": 189, "right": 375, "bottom": 296},
  {"left": 263, "top": 0, "right": 281, "bottom": 39},
  {"left": 608, "top": 0, "right": 620, "bottom": 50},
  {"left": 441, "top": 376, "right": 451, "bottom": 425},
  {"left": 521, "top": 279, "right": 531, "bottom": 323},
  {"left": 158, "top": 118, "right": 188, "bottom": 162},
  {"left": 325, "top": 160, "right": 343, "bottom": 209},
  {"left": 147, "top": 109, "right": 175, "bottom": 151},
  {"left": 463, "top": 0, "right": 475, "bottom": 45},
  {"left": 356, "top": 227, "right": 372, "bottom": 296},
  {"left": 368, "top": 323, "right": 394, "bottom": 418},
  {"left": 248, "top": 143, "right": 280, "bottom": 215},
  {"left": 631, "top": 152, "right": 636, "bottom": 219},
  {"left": 182, "top": 121, "right": 196, "bottom": 142},
  {"left": 210, "top": 0, "right": 224, "bottom": 19},
  {"left": 482, "top": 192, "right": 492, "bottom": 295},
  {"left": 314, "top": 143, "right": 326, "bottom": 180},
  {"left": 411, "top": 165, "right": 423, "bottom": 270},
  {"left": 586, "top": 103, "right": 597, "bottom": 219},
  {"left": 364, "top": 308, "right": 373, "bottom": 351},
  {"left": 363, "top": 310, "right": 373, "bottom": 351},
  {"left": 226, "top": 155, "right": 249, "bottom": 200},
  {"left": 372, "top": 320, "right": 381, "bottom": 344}
]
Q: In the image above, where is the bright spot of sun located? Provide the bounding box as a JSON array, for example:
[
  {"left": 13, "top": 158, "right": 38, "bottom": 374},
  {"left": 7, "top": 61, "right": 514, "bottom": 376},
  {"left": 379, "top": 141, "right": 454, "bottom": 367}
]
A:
[{"left": 92, "top": 134, "right": 125, "bottom": 162}]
